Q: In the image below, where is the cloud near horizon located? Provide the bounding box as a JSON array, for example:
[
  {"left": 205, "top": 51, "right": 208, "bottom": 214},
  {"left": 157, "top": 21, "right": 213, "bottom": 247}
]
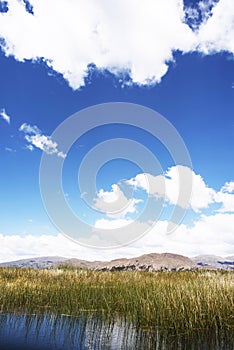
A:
[
  {"left": 0, "top": 165, "right": 233, "bottom": 261},
  {"left": 90, "top": 166, "right": 234, "bottom": 251},
  {"left": 0, "top": 0, "right": 233, "bottom": 89},
  {"left": 58, "top": 164, "right": 234, "bottom": 257},
  {"left": 0, "top": 210, "right": 233, "bottom": 263}
]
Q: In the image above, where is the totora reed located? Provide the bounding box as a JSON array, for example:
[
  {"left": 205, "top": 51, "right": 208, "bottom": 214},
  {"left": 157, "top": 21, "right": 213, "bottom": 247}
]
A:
[{"left": 0, "top": 267, "right": 233, "bottom": 334}]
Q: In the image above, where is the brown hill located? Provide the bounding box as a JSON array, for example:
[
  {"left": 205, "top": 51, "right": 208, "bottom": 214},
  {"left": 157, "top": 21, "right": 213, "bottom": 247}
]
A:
[{"left": 61, "top": 252, "right": 197, "bottom": 272}]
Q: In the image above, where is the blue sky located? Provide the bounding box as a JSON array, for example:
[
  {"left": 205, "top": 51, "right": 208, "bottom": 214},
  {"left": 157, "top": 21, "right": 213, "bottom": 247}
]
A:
[{"left": 0, "top": 0, "right": 233, "bottom": 261}]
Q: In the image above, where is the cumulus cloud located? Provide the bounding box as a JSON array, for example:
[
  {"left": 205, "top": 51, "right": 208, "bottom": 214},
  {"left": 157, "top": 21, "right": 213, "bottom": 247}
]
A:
[
  {"left": 88, "top": 166, "right": 234, "bottom": 243},
  {"left": 184, "top": 0, "right": 217, "bottom": 31},
  {"left": 19, "top": 123, "right": 40, "bottom": 134},
  {"left": 92, "top": 166, "right": 234, "bottom": 241},
  {"left": 0, "top": 108, "right": 11, "bottom": 124},
  {"left": 197, "top": 0, "right": 234, "bottom": 54},
  {"left": 127, "top": 173, "right": 165, "bottom": 198},
  {"left": 0, "top": 0, "right": 232, "bottom": 89},
  {"left": 87, "top": 167, "right": 234, "bottom": 251},
  {"left": 93, "top": 184, "right": 142, "bottom": 219},
  {"left": 24, "top": 134, "right": 58, "bottom": 155},
  {"left": 147, "top": 213, "right": 234, "bottom": 256},
  {"left": 165, "top": 166, "right": 215, "bottom": 212},
  {"left": 127, "top": 166, "right": 215, "bottom": 213},
  {"left": 91, "top": 212, "right": 234, "bottom": 257},
  {"left": 19, "top": 122, "right": 66, "bottom": 158},
  {"left": 220, "top": 181, "right": 234, "bottom": 194},
  {"left": 215, "top": 191, "right": 234, "bottom": 213}
]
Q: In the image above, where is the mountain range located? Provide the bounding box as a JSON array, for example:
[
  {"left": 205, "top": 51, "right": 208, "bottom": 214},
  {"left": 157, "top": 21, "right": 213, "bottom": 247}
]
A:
[{"left": 0, "top": 253, "right": 233, "bottom": 271}]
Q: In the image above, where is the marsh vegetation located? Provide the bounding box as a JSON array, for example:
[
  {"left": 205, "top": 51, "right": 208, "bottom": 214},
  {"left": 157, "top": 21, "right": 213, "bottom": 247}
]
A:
[{"left": 0, "top": 268, "right": 233, "bottom": 335}]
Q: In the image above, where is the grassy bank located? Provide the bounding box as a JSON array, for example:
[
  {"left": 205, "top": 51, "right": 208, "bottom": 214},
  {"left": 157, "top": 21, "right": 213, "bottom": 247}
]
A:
[{"left": 0, "top": 268, "right": 233, "bottom": 333}]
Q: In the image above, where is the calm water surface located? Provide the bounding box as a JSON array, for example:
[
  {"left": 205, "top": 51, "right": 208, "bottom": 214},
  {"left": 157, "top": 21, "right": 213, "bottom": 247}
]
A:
[{"left": 0, "top": 313, "right": 233, "bottom": 350}]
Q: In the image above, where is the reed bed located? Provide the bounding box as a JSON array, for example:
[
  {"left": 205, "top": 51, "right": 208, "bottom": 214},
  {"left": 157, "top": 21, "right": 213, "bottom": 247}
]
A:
[{"left": 0, "top": 268, "right": 233, "bottom": 333}]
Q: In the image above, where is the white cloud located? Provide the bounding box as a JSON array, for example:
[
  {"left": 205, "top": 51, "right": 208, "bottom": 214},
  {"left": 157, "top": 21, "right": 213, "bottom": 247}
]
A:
[
  {"left": 184, "top": 0, "right": 218, "bottom": 31},
  {"left": 94, "top": 184, "right": 142, "bottom": 219},
  {"left": 5, "top": 147, "right": 15, "bottom": 152},
  {"left": 96, "top": 184, "right": 120, "bottom": 203},
  {"left": 92, "top": 167, "right": 234, "bottom": 237},
  {"left": 19, "top": 123, "right": 40, "bottom": 134},
  {"left": 184, "top": 7, "right": 200, "bottom": 27},
  {"left": 57, "top": 151, "right": 66, "bottom": 159},
  {"left": 165, "top": 166, "right": 215, "bottom": 212},
  {"left": 0, "top": 0, "right": 234, "bottom": 89},
  {"left": 26, "top": 144, "right": 34, "bottom": 151},
  {"left": 164, "top": 212, "right": 234, "bottom": 256},
  {"left": 0, "top": 165, "right": 233, "bottom": 262},
  {"left": 0, "top": 0, "right": 192, "bottom": 88},
  {"left": 207, "top": 180, "right": 234, "bottom": 213},
  {"left": 87, "top": 167, "right": 234, "bottom": 250},
  {"left": 24, "top": 134, "right": 57, "bottom": 155},
  {"left": 0, "top": 232, "right": 145, "bottom": 263},
  {"left": 0, "top": 0, "right": 233, "bottom": 89},
  {"left": 198, "top": 0, "right": 218, "bottom": 22},
  {"left": 215, "top": 191, "right": 234, "bottom": 213},
  {"left": 94, "top": 218, "right": 133, "bottom": 229},
  {"left": 0, "top": 108, "right": 11, "bottom": 124},
  {"left": 19, "top": 122, "right": 67, "bottom": 158},
  {"left": 127, "top": 166, "right": 215, "bottom": 212},
  {"left": 0, "top": 210, "right": 233, "bottom": 263},
  {"left": 197, "top": 0, "right": 234, "bottom": 54},
  {"left": 220, "top": 181, "right": 234, "bottom": 194},
  {"left": 127, "top": 173, "right": 165, "bottom": 198},
  {"left": 92, "top": 212, "right": 234, "bottom": 257},
  {"left": 0, "top": 233, "right": 89, "bottom": 263}
]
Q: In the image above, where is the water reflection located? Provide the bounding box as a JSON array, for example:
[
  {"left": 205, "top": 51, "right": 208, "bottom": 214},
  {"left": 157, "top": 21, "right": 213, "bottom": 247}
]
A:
[{"left": 0, "top": 313, "right": 233, "bottom": 350}]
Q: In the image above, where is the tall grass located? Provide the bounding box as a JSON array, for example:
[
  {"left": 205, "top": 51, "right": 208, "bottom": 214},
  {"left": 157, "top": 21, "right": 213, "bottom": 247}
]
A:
[{"left": 0, "top": 268, "right": 233, "bottom": 333}]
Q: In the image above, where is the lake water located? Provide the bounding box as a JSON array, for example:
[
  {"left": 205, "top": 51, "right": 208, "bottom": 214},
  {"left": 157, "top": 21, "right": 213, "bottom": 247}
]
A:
[{"left": 0, "top": 313, "right": 233, "bottom": 350}]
